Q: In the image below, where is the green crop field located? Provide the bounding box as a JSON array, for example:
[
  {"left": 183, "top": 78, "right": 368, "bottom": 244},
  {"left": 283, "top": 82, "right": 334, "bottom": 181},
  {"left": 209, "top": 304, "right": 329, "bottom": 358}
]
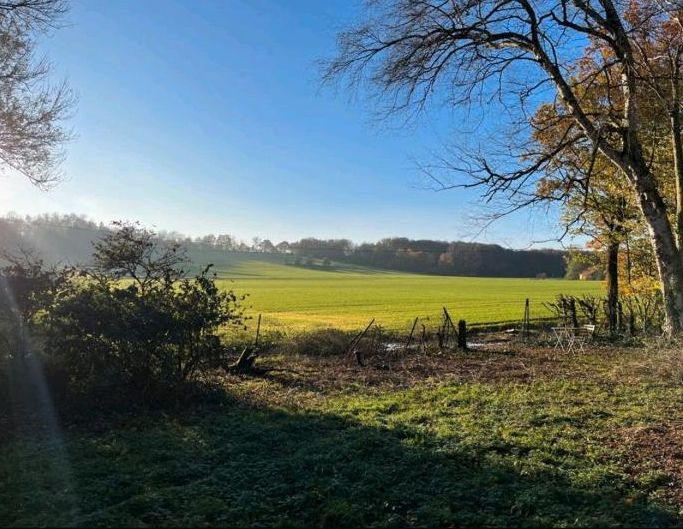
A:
[{"left": 188, "top": 251, "right": 605, "bottom": 332}]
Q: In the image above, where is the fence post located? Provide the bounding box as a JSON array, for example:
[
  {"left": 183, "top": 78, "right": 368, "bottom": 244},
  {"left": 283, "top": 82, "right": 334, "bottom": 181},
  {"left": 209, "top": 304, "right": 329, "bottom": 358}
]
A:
[
  {"left": 523, "top": 298, "right": 530, "bottom": 341},
  {"left": 346, "top": 318, "right": 375, "bottom": 357},
  {"left": 404, "top": 317, "right": 418, "bottom": 354},
  {"left": 457, "top": 320, "right": 467, "bottom": 351},
  {"left": 254, "top": 313, "right": 262, "bottom": 348}
]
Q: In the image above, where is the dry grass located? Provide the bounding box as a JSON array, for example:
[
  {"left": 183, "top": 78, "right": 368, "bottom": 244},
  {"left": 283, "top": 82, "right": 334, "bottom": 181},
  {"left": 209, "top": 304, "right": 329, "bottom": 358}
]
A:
[{"left": 232, "top": 333, "right": 674, "bottom": 396}]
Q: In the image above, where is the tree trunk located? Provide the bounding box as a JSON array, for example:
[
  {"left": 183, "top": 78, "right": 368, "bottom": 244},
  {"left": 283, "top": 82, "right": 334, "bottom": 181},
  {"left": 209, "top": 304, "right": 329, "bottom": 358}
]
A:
[
  {"left": 229, "top": 346, "right": 259, "bottom": 373},
  {"left": 604, "top": 136, "right": 683, "bottom": 336},
  {"left": 569, "top": 297, "right": 578, "bottom": 329},
  {"left": 670, "top": 107, "right": 683, "bottom": 249},
  {"left": 606, "top": 240, "right": 619, "bottom": 338},
  {"left": 635, "top": 185, "right": 683, "bottom": 335},
  {"left": 655, "top": 249, "right": 683, "bottom": 336},
  {"left": 594, "top": 143, "right": 683, "bottom": 333}
]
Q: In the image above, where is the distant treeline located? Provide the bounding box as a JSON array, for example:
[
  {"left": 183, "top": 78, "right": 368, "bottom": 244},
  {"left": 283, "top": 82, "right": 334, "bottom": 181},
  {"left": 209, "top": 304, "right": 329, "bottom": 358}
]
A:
[
  {"left": 283, "top": 238, "right": 566, "bottom": 278},
  {"left": 0, "top": 214, "right": 569, "bottom": 278},
  {"left": 0, "top": 213, "right": 104, "bottom": 265}
]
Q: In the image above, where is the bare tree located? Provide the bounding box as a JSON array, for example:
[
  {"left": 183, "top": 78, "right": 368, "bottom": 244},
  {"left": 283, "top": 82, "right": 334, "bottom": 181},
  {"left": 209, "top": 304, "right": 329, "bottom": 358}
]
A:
[
  {"left": 92, "top": 221, "right": 188, "bottom": 294},
  {"left": 0, "top": 0, "right": 73, "bottom": 187},
  {"left": 324, "top": 0, "right": 683, "bottom": 335}
]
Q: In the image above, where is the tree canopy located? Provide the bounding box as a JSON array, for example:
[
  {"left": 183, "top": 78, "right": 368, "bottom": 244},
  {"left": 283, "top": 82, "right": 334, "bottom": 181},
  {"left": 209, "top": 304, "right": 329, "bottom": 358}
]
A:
[
  {"left": 0, "top": 0, "right": 73, "bottom": 186},
  {"left": 325, "top": 0, "right": 683, "bottom": 334}
]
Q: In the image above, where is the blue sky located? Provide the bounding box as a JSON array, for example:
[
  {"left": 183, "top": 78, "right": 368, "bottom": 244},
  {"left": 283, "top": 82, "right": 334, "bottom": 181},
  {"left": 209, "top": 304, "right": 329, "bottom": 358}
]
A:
[{"left": 0, "top": 0, "right": 563, "bottom": 247}]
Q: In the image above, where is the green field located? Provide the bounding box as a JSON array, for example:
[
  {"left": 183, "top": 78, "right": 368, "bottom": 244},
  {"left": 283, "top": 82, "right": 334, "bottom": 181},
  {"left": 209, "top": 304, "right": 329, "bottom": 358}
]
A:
[{"left": 190, "top": 251, "right": 605, "bottom": 331}]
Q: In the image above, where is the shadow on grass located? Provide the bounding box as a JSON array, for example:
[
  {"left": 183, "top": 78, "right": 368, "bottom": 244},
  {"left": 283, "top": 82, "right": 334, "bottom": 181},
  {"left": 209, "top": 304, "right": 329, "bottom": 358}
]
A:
[{"left": 1, "top": 395, "right": 679, "bottom": 529}]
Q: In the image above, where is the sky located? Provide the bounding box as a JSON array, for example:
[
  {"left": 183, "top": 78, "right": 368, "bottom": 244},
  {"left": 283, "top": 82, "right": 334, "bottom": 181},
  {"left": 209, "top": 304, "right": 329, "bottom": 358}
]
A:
[{"left": 0, "top": 0, "right": 565, "bottom": 248}]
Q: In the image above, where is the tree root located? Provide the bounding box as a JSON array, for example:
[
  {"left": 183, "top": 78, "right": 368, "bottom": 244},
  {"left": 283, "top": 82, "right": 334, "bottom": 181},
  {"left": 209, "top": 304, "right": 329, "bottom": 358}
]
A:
[
  {"left": 225, "top": 347, "right": 303, "bottom": 377},
  {"left": 226, "top": 346, "right": 260, "bottom": 374}
]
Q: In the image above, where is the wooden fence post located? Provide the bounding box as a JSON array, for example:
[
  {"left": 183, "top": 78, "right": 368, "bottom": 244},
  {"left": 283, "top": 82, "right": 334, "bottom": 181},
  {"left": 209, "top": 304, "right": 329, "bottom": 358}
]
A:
[
  {"left": 404, "top": 317, "right": 418, "bottom": 354},
  {"left": 346, "top": 318, "right": 375, "bottom": 365},
  {"left": 457, "top": 320, "right": 467, "bottom": 351},
  {"left": 254, "top": 313, "right": 262, "bottom": 348}
]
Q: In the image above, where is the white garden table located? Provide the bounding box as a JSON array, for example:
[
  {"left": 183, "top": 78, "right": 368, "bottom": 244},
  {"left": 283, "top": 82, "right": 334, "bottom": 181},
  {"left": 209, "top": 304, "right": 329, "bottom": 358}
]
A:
[
  {"left": 551, "top": 325, "right": 596, "bottom": 353},
  {"left": 551, "top": 327, "right": 577, "bottom": 352}
]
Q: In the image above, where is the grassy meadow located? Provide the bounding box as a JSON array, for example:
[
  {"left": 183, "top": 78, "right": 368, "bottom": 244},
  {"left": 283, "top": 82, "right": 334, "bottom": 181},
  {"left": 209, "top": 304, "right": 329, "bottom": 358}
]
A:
[
  {"left": 191, "top": 251, "right": 605, "bottom": 331},
  {"left": 3, "top": 348, "right": 682, "bottom": 527},
  {"left": 3, "top": 251, "right": 682, "bottom": 528}
]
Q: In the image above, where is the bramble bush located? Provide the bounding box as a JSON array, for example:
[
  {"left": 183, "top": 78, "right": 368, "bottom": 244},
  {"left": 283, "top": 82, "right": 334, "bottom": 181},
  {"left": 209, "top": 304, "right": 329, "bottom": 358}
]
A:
[
  {"left": 1, "top": 222, "right": 246, "bottom": 401},
  {"left": 45, "top": 267, "right": 245, "bottom": 397},
  {"left": 0, "top": 248, "right": 71, "bottom": 361},
  {"left": 544, "top": 291, "right": 664, "bottom": 336}
]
